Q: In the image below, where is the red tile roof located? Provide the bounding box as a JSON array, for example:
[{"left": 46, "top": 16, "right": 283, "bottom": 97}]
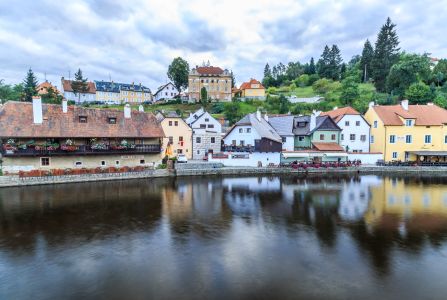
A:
[
  {"left": 0, "top": 101, "right": 164, "bottom": 138},
  {"left": 37, "top": 81, "right": 60, "bottom": 94},
  {"left": 321, "top": 106, "right": 359, "bottom": 123},
  {"left": 61, "top": 79, "right": 96, "bottom": 94},
  {"left": 196, "top": 66, "right": 224, "bottom": 75},
  {"left": 372, "top": 104, "right": 447, "bottom": 126},
  {"left": 239, "top": 78, "right": 264, "bottom": 90},
  {"left": 312, "top": 142, "right": 345, "bottom": 151}
]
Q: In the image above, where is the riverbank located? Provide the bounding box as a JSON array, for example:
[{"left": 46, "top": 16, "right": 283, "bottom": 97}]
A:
[{"left": 2, "top": 165, "right": 447, "bottom": 188}]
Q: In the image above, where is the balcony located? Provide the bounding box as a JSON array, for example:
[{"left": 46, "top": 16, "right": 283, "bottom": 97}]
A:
[
  {"left": 1, "top": 144, "right": 161, "bottom": 157},
  {"left": 221, "top": 145, "right": 256, "bottom": 152}
]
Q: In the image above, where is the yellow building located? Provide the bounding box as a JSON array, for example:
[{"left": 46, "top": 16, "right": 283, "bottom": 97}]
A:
[
  {"left": 364, "top": 177, "right": 447, "bottom": 229},
  {"left": 364, "top": 100, "right": 447, "bottom": 162},
  {"left": 239, "top": 78, "right": 265, "bottom": 100},
  {"left": 156, "top": 112, "right": 193, "bottom": 159},
  {"left": 188, "top": 62, "right": 232, "bottom": 102},
  {"left": 95, "top": 81, "right": 153, "bottom": 104}
]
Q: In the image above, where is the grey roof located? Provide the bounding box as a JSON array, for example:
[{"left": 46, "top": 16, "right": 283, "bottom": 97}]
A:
[
  {"left": 234, "top": 113, "right": 282, "bottom": 142},
  {"left": 268, "top": 115, "right": 295, "bottom": 136},
  {"left": 95, "top": 81, "right": 151, "bottom": 93},
  {"left": 293, "top": 115, "right": 340, "bottom": 136}
]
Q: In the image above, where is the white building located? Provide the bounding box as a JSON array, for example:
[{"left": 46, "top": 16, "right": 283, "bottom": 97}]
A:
[
  {"left": 61, "top": 77, "right": 96, "bottom": 103},
  {"left": 185, "top": 108, "right": 222, "bottom": 159},
  {"left": 268, "top": 115, "right": 295, "bottom": 151},
  {"left": 154, "top": 82, "right": 179, "bottom": 102},
  {"left": 321, "top": 107, "right": 370, "bottom": 153}
]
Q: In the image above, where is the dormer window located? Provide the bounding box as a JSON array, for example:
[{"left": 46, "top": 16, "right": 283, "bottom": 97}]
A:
[
  {"left": 79, "top": 116, "right": 87, "bottom": 123},
  {"left": 405, "top": 119, "right": 414, "bottom": 127},
  {"left": 108, "top": 117, "right": 117, "bottom": 124}
]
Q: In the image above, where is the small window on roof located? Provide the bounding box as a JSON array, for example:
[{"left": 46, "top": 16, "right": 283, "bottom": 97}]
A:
[
  {"left": 79, "top": 116, "right": 87, "bottom": 123},
  {"left": 108, "top": 117, "right": 117, "bottom": 124}
]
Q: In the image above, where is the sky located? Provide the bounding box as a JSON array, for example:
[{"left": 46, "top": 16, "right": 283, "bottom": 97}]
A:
[{"left": 0, "top": 0, "right": 446, "bottom": 91}]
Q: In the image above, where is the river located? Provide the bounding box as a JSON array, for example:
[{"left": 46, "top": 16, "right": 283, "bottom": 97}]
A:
[{"left": 1, "top": 175, "right": 447, "bottom": 299}]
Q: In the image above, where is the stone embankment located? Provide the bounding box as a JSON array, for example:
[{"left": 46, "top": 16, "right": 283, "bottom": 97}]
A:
[{"left": 1, "top": 164, "right": 447, "bottom": 188}]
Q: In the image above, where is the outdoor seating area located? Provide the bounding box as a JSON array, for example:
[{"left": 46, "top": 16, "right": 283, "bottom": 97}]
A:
[
  {"left": 281, "top": 160, "right": 361, "bottom": 169},
  {"left": 16, "top": 166, "right": 154, "bottom": 178}
]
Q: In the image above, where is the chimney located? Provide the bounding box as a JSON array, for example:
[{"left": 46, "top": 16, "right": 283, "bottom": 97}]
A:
[
  {"left": 368, "top": 101, "right": 375, "bottom": 108},
  {"left": 62, "top": 99, "right": 68, "bottom": 113},
  {"left": 32, "top": 96, "right": 43, "bottom": 124},
  {"left": 264, "top": 113, "right": 269, "bottom": 122},
  {"left": 401, "top": 100, "right": 409, "bottom": 111},
  {"left": 138, "top": 104, "right": 144, "bottom": 112},
  {"left": 124, "top": 104, "right": 131, "bottom": 119},
  {"left": 309, "top": 110, "right": 317, "bottom": 131},
  {"left": 256, "top": 110, "right": 261, "bottom": 121},
  {"left": 427, "top": 102, "right": 434, "bottom": 106},
  {"left": 333, "top": 106, "right": 338, "bottom": 110}
]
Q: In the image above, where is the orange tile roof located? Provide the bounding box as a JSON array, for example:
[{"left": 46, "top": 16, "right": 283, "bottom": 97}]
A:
[
  {"left": 312, "top": 142, "right": 345, "bottom": 151},
  {"left": 321, "top": 106, "right": 359, "bottom": 123},
  {"left": 239, "top": 78, "right": 264, "bottom": 90},
  {"left": 196, "top": 66, "right": 224, "bottom": 75},
  {"left": 62, "top": 79, "right": 96, "bottom": 94},
  {"left": 0, "top": 101, "right": 164, "bottom": 138},
  {"left": 372, "top": 104, "right": 447, "bottom": 126},
  {"left": 37, "top": 81, "right": 60, "bottom": 94}
]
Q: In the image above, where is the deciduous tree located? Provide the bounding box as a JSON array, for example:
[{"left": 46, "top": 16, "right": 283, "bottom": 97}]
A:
[{"left": 167, "top": 57, "right": 190, "bottom": 92}]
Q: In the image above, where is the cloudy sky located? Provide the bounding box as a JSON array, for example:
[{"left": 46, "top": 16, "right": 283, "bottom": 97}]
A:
[{"left": 0, "top": 0, "right": 446, "bottom": 90}]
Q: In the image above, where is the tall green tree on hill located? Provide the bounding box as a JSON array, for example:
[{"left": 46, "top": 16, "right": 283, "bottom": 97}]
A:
[
  {"left": 23, "top": 68, "right": 38, "bottom": 102},
  {"left": 317, "top": 45, "right": 331, "bottom": 78},
  {"left": 200, "top": 86, "right": 209, "bottom": 108},
  {"left": 372, "top": 17, "right": 400, "bottom": 92},
  {"left": 262, "top": 63, "right": 274, "bottom": 88},
  {"left": 360, "top": 39, "right": 374, "bottom": 82},
  {"left": 71, "top": 68, "right": 89, "bottom": 104},
  {"left": 308, "top": 57, "right": 316, "bottom": 74},
  {"left": 230, "top": 70, "right": 236, "bottom": 88},
  {"left": 433, "top": 59, "right": 447, "bottom": 86},
  {"left": 328, "top": 44, "right": 343, "bottom": 80},
  {"left": 167, "top": 57, "right": 190, "bottom": 93}
]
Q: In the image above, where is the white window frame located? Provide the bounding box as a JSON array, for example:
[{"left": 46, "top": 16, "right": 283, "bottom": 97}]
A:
[
  {"left": 424, "top": 135, "right": 432, "bottom": 144},
  {"left": 392, "top": 152, "right": 398, "bottom": 159},
  {"left": 405, "top": 135, "right": 412, "bottom": 144},
  {"left": 389, "top": 135, "right": 396, "bottom": 144}
]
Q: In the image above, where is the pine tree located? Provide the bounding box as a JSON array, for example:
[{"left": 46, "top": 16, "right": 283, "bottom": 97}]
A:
[
  {"left": 328, "top": 44, "right": 342, "bottom": 80},
  {"left": 308, "top": 57, "right": 316, "bottom": 75},
  {"left": 317, "top": 45, "right": 331, "bottom": 78},
  {"left": 263, "top": 63, "right": 272, "bottom": 78},
  {"left": 372, "top": 17, "right": 400, "bottom": 92},
  {"left": 360, "top": 39, "right": 374, "bottom": 82},
  {"left": 230, "top": 70, "right": 236, "bottom": 88},
  {"left": 23, "top": 68, "right": 38, "bottom": 102},
  {"left": 71, "top": 68, "right": 89, "bottom": 104}
]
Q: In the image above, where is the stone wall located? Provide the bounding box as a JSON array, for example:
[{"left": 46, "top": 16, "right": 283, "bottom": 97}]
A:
[{"left": 192, "top": 133, "right": 222, "bottom": 159}]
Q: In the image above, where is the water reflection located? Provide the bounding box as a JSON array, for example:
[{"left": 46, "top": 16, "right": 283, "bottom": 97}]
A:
[{"left": 1, "top": 175, "right": 447, "bottom": 299}]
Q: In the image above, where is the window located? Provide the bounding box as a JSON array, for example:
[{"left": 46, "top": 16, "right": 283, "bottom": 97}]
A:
[
  {"left": 331, "top": 134, "right": 336, "bottom": 140},
  {"left": 179, "top": 136, "right": 183, "bottom": 142},
  {"left": 246, "top": 128, "right": 251, "bottom": 133},
  {"left": 298, "top": 136, "right": 305, "bottom": 141},
  {"left": 425, "top": 135, "right": 432, "bottom": 144},
  {"left": 40, "top": 157, "right": 50, "bottom": 166},
  {"left": 345, "top": 121, "right": 350, "bottom": 126},
  {"left": 445, "top": 135, "right": 447, "bottom": 144},
  {"left": 356, "top": 121, "right": 360, "bottom": 126},
  {"left": 174, "top": 121, "right": 178, "bottom": 126},
  {"left": 196, "top": 137, "right": 201, "bottom": 143},
  {"left": 200, "top": 124, "right": 206, "bottom": 129},
  {"left": 373, "top": 121, "right": 378, "bottom": 128},
  {"left": 360, "top": 135, "right": 366, "bottom": 142},
  {"left": 405, "top": 152, "right": 409, "bottom": 162},
  {"left": 320, "top": 134, "right": 325, "bottom": 140},
  {"left": 115, "top": 160, "right": 120, "bottom": 166},
  {"left": 232, "top": 140, "right": 236, "bottom": 145},
  {"left": 341, "top": 134, "right": 344, "bottom": 141},
  {"left": 169, "top": 121, "right": 173, "bottom": 126},
  {"left": 101, "top": 160, "right": 106, "bottom": 166},
  {"left": 405, "top": 119, "right": 413, "bottom": 127},
  {"left": 177, "top": 149, "right": 183, "bottom": 154},
  {"left": 282, "top": 137, "right": 287, "bottom": 143},
  {"left": 75, "top": 161, "right": 82, "bottom": 167},
  {"left": 240, "top": 140, "right": 245, "bottom": 146},
  {"left": 370, "top": 135, "right": 375, "bottom": 144},
  {"left": 239, "top": 128, "right": 243, "bottom": 133},
  {"left": 211, "top": 137, "right": 216, "bottom": 143},
  {"left": 406, "top": 135, "right": 412, "bottom": 144},
  {"left": 140, "top": 159, "right": 145, "bottom": 164},
  {"left": 350, "top": 134, "right": 356, "bottom": 141},
  {"left": 389, "top": 135, "right": 396, "bottom": 144},
  {"left": 205, "top": 118, "right": 209, "bottom": 122},
  {"left": 169, "top": 136, "right": 173, "bottom": 144},
  {"left": 108, "top": 117, "right": 117, "bottom": 124},
  {"left": 208, "top": 124, "right": 214, "bottom": 128},
  {"left": 79, "top": 116, "right": 87, "bottom": 123},
  {"left": 392, "top": 152, "right": 398, "bottom": 159}
]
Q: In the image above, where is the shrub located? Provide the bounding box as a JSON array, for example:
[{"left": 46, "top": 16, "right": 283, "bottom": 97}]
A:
[
  {"left": 312, "top": 78, "right": 333, "bottom": 94},
  {"left": 295, "top": 74, "right": 310, "bottom": 87},
  {"left": 308, "top": 74, "right": 320, "bottom": 86},
  {"left": 156, "top": 164, "right": 167, "bottom": 169},
  {"left": 405, "top": 82, "right": 433, "bottom": 104}
]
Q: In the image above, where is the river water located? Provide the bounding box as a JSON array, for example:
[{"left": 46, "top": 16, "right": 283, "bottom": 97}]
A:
[{"left": 1, "top": 175, "right": 447, "bottom": 299}]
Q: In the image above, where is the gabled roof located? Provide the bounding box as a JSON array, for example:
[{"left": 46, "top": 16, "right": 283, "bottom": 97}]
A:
[
  {"left": 312, "top": 142, "right": 345, "bottom": 151},
  {"left": 154, "top": 82, "right": 176, "bottom": 96},
  {"left": 293, "top": 115, "right": 341, "bottom": 136},
  {"left": 196, "top": 66, "right": 224, "bottom": 75},
  {"left": 185, "top": 108, "right": 205, "bottom": 125},
  {"left": 268, "top": 115, "right": 294, "bottom": 136},
  {"left": 321, "top": 106, "right": 360, "bottom": 123},
  {"left": 226, "top": 113, "right": 282, "bottom": 143},
  {"left": 37, "top": 81, "right": 60, "bottom": 94},
  {"left": 62, "top": 79, "right": 96, "bottom": 94},
  {"left": 372, "top": 104, "right": 447, "bottom": 126},
  {"left": 0, "top": 101, "right": 164, "bottom": 138},
  {"left": 240, "top": 78, "right": 265, "bottom": 90}
]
